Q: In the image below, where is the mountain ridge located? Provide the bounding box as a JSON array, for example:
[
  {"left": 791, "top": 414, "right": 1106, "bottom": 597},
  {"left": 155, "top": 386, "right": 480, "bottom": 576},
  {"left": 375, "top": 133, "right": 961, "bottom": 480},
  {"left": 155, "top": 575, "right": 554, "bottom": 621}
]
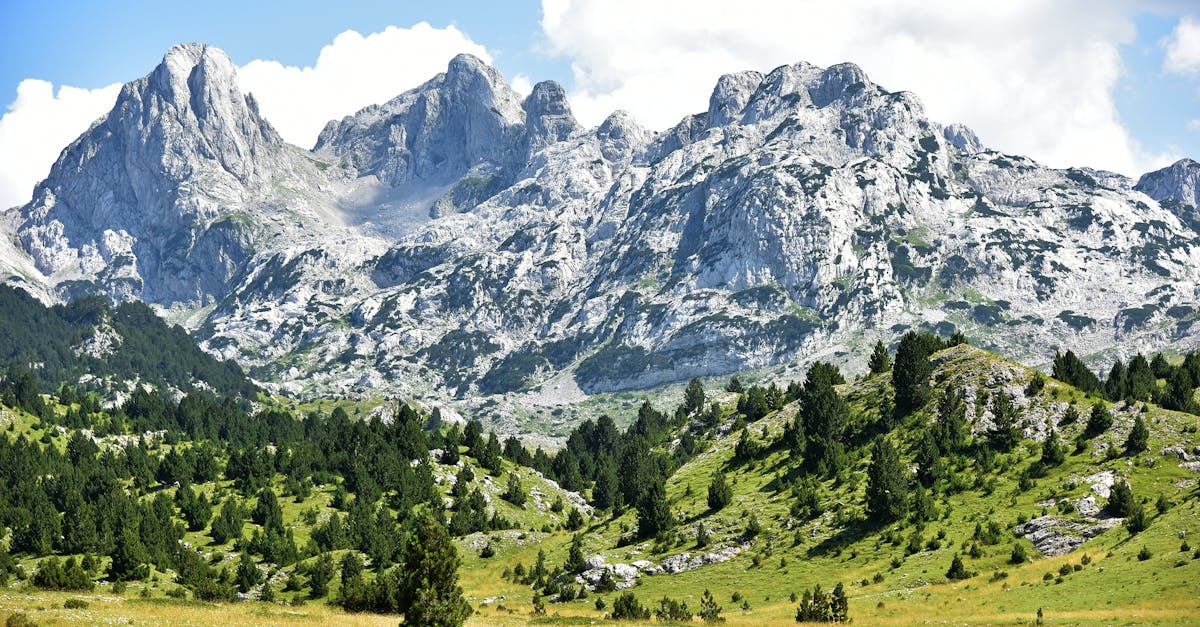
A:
[{"left": 3, "top": 44, "right": 1200, "bottom": 405}]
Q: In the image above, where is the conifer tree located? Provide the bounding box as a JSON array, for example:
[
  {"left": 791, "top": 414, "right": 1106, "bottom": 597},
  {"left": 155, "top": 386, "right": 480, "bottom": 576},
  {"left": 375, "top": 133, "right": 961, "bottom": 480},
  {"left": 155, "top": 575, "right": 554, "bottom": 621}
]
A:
[
  {"left": 893, "top": 332, "right": 933, "bottom": 415},
  {"left": 1041, "top": 430, "right": 1065, "bottom": 467},
  {"left": 986, "top": 393, "right": 1021, "bottom": 451},
  {"left": 1085, "top": 402, "right": 1112, "bottom": 437},
  {"left": 869, "top": 340, "right": 892, "bottom": 375},
  {"left": 1125, "top": 415, "right": 1149, "bottom": 453},
  {"left": 866, "top": 437, "right": 908, "bottom": 524},
  {"left": 707, "top": 470, "right": 732, "bottom": 511},
  {"left": 684, "top": 378, "right": 706, "bottom": 415},
  {"left": 396, "top": 510, "right": 472, "bottom": 626}
]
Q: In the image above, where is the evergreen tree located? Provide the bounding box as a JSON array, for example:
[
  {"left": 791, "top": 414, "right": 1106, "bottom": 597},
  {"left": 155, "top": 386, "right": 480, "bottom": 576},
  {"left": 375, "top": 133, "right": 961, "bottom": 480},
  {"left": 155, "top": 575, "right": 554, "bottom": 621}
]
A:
[
  {"left": 1106, "top": 361, "right": 1128, "bottom": 401},
  {"left": 699, "top": 588, "right": 724, "bottom": 623},
  {"left": 502, "top": 472, "right": 527, "bottom": 506},
  {"left": 707, "top": 470, "right": 732, "bottom": 511},
  {"left": 893, "top": 332, "right": 933, "bottom": 415},
  {"left": 308, "top": 553, "right": 334, "bottom": 598},
  {"left": 865, "top": 437, "right": 908, "bottom": 524},
  {"left": 945, "top": 554, "right": 972, "bottom": 580},
  {"left": 800, "top": 362, "right": 849, "bottom": 472},
  {"left": 1107, "top": 480, "right": 1135, "bottom": 517},
  {"left": 684, "top": 378, "right": 706, "bottom": 415},
  {"left": 108, "top": 526, "right": 148, "bottom": 581},
  {"left": 869, "top": 340, "right": 892, "bottom": 375},
  {"left": 934, "top": 388, "right": 968, "bottom": 452},
  {"left": 725, "top": 377, "right": 743, "bottom": 393},
  {"left": 236, "top": 552, "right": 261, "bottom": 593},
  {"left": 636, "top": 471, "right": 674, "bottom": 538},
  {"left": 1052, "top": 350, "right": 1103, "bottom": 394},
  {"left": 1126, "top": 354, "right": 1156, "bottom": 402},
  {"left": 1125, "top": 416, "right": 1149, "bottom": 454},
  {"left": 1160, "top": 368, "right": 1197, "bottom": 414},
  {"left": 1041, "top": 430, "right": 1065, "bottom": 467},
  {"left": 395, "top": 510, "right": 473, "bottom": 627},
  {"left": 986, "top": 393, "right": 1021, "bottom": 452},
  {"left": 564, "top": 534, "right": 586, "bottom": 574},
  {"left": 1085, "top": 402, "right": 1113, "bottom": 437}
]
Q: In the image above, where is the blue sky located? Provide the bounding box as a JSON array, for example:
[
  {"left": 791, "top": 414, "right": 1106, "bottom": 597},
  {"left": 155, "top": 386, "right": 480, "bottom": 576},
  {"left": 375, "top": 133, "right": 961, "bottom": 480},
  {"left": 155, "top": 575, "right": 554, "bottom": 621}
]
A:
[{"left": 1, "top": 1, "right": 1198, "bottom": 208}]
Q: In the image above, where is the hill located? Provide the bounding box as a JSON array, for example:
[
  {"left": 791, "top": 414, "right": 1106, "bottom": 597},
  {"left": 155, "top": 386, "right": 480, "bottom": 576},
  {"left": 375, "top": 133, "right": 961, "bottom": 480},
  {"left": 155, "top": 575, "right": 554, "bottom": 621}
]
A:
[{"left": 0, "top": 336, "right": 1198, "bottom": 625}]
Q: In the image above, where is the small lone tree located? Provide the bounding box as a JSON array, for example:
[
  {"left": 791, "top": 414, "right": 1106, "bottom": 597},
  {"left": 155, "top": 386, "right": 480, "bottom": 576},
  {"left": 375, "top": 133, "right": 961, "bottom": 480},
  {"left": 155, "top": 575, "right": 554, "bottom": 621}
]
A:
[
  {"left": 987, "top": 393, "right": 1022, "bottom": 451},
  {"left": 1125, "top": 415, "right": 1149, "bottom": 454},
  {"left": 564, "top": 534, "right": 586, "bottom": 574},
  {"left": 1041, "top": 430, "right": 1065, "bottom": 467},
  {"left": 1085, "top": 402, "right": 1112, "bottom": 437},
  {"left": 699, "top": 588, "right": 724, "bottom": 623},
  {"left": 502, "top": 472, "right": 527, "bottom": 506},
  {"left": 707, "top": 471, "right": 732, "bottom": 511},
  {"left": 396, "top": 509, "right": 472, "bottom": 626},
  {"left": 946, "top": 554, "right": 973, "bottom": 580}
]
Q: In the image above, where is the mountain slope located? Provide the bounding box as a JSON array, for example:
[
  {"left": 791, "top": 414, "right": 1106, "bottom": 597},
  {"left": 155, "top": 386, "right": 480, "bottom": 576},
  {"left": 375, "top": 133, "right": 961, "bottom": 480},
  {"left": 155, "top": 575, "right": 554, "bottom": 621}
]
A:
[{"left": 5, "top": 46, "right": 1200, "bottom": 404}]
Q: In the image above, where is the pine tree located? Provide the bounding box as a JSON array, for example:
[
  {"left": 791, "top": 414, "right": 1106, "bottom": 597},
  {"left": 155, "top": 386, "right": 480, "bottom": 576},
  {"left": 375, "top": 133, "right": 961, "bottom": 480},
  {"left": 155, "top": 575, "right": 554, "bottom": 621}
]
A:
[
  {"left": 684, "top": 378, "right": 706, "bottom": 415},
  {"left": 946, "top": 553, "right": 972, "bottom": 580},
  {"left": 986, "top": 393, "right": 1021, "bottom": 451},
  {"left": 1106, "top": 360, "right": 1128, "bottom": 401},
  {"left": 800, "top": 362, "right": 849, "bottom": 472},
  {"left": 707, "top": 470, "right": 732, "bottom": 511},
  {"left": 502, "top": 472, "right": 527, "bottom": 506},
  {"left": 1041, "top": 430, "right": 1065, "bottom": 467},
  {"left": 1126, "top": 354, "right": 1156, "bottom": 402},
  {"left": 636, "top": 471, "right": 674, "bottom": 538},
  {"left": 869, "top": 340, "right": 892, "bottom": 374},
  {"left": 308, "top": 553, "right": 334, "bottom": 598},
  {"left": 1085, "top": 402, "right": 1113, "bottom": 437},
  {"left": 893, "top": 332, "right": 933, "bottom": 416},
  {"left": 565, "top": 534, "right": 586, "bottom": 574},
  {"left": 865, "top": 437, "right": 908, "bottom": 524},
  {"left": 699, "top": 588, "right": 724, "bottom": 623},
  {"left": 1052, "top": 350, "right": 1103, "bottom": 394},
  {"left": 1107, "top": 480, "right": 1135, "bottom": 517},
  {"left": 1125, "top": 415, "right": 1149, "bottom": 453},
  {"left": 236, "top": 552, "right": 261, "bottom": 593},
  {"left": 1160, "top": 368, "right": 1199, "bottom": 414},
  {"left": 396, "top": 510, "right": 472, "bottom": 626}
]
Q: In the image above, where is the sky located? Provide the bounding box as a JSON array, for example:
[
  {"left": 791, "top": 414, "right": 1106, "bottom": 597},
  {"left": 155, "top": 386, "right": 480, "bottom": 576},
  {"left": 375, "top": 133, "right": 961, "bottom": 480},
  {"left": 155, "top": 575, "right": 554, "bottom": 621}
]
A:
[{"left": 1, "top": 0, "right": 1199, "bottom": 209}]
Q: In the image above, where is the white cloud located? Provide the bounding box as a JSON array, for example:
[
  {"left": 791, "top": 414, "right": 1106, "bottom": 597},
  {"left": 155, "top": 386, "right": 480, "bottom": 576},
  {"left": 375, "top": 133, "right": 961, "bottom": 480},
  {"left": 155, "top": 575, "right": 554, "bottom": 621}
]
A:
[
  {"left": 511, "top": 74, "right": 534, "bottom": 98},
  {"left": 0, "top": 23, "right": 494, "bottom": 211},
  {"left": 0, "top": 79, "right": 121, "bottom": 209},
  {"left": 1188, "top": 118, "right": 1200, "bottom": 132},
  {"left": 540, "top": 0, "right": 1173, "bottom": 175},
  {"left": 1164, "top": 16, "right": 1200, "bottom": 75},
  {"left": 239, "top": 23, "right": 492, "bottom": 148}
]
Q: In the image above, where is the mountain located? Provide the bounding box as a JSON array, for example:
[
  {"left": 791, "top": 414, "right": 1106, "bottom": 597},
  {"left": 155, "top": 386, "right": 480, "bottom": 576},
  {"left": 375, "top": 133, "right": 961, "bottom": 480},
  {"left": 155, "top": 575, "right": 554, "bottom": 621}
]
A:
[
  {"left": 0, "top": 284, "right": 256, "bottom": 398},
  {"left": 4, "top": 46, "right": 1200, "bottom": 403}
]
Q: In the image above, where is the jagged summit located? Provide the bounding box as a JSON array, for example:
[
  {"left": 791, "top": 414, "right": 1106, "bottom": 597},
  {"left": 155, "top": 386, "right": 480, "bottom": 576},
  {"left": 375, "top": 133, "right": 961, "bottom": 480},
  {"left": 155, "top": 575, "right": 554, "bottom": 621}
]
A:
[{"left": 5, "top": 43, "right": 1200, "bottom": 401}]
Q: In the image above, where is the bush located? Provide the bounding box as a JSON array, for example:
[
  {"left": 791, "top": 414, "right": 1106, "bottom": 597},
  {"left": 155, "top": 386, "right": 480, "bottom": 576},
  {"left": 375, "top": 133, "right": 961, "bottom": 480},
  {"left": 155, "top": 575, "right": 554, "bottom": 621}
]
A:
[
  {"left": 794, "top": 582, "right": 848, "bottom": 623},
  {"left": 946, "top": 554, "right": 974, "bottom": 580},
  {"left": 5, "top": 613, "right": 34, "bottom": 627},
  {"left": 1138, "top": 546, "right": 1152, "bottom": 561},
  {"left": 610, "top": 592, "right": 650, "bottom": 620},
  {"left": 1010, "top": 544, "right": 1027, "bottom": 564},
  {"left": 655, "top": 596, "right": 692, "bottom": 622},
  {"left": 63, "top": 599, "right": 89, "bottom": 609}
]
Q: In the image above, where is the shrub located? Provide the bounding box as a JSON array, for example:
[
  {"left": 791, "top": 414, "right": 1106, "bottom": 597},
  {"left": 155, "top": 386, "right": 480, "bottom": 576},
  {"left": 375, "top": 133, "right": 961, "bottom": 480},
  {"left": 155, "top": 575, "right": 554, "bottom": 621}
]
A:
[
  {"left": 611, "top": 592, "right": 650, "bottom": 620},
  {"left": 1138, "top": 546, "right": 1152, "bottom": 561},
  {"left": 1010, "top": 544, "right": 1027, "bottom": 564},
  {"left": 63, "top": 599, "right": 89, "bottom": 609}
]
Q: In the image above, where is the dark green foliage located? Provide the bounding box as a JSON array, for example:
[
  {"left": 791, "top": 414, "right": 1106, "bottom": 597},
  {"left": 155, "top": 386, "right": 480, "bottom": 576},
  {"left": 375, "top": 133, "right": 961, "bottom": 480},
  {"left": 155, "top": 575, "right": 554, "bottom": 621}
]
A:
[
  {"left": 869, "top": 340, "right": 892, "bottom": 375},
  {"left": 734, "top": 428, "right": 761, "bottom": 462},
  {"left": 236, "top": 552, "right": 262, "bottom": 594},
  {"left": 565, "top": 507, "right": 585, "bottom": 531},
  {"left": 893, "top": 332, "right": 935, "bottom": 415},
  {"left": 1085, "top": 402, "right": 1113, "bottom": 437},
  {"left": 866, "top": 437, "right": 908, "bottom": 524},
  {"left": 699, "top": 588, "right": 724, "bottom": 623},
  {"left": 32, "top": 557, "right": 92, "bottom": 591},
  {"left": 565, "top": 534, "right": 586, "bottom": 574},
  {"left": 1041, "top": 430, "right": 1065, "bottom": 467},
  {"left": 611, "top": 592, "right": 651, "bottom": 620},
  {"left": 1125, "top": 501, "right": 1148, "bottom": 534},
  {"left": 684, "top": 378, "right": 706, "bottom": 415},
  {"left": 934, "top": 388, "right": 968, "bottom": 452},
  {"left": 1052, "top": 350, "right": 1103, "bottom": 395},
  {"left": 794, "top": 582, "right": 848, "bottom": 623},
  {"left": 946, "top": 554, "right": 973, "bottom": 580},
  {"left": 596, "top": 567, "right": 617, "bottom": 593},
  {"left": 656, "top": 596, "right": 693, "bottom": 622},
  {"left": 210, "top": 497, "right": 245, "bottom": 544},
  {"left": 0, "top": 285, "right": 256, "bottom": 398},
  {"left": 1107, "top": 480, "right": 1135, "bottom": 517},
  {"left": 1160, "top": 367, "right": 1199, "bottom": 414},
  {"left": 707, "top": 470, "right": 732, "bottom": 511},
  {"left": 502, "top": 472, "right": 527, "bottom": 506},
  {"left": 1010, "top": 543, "right": 1028, "bottom": 564},
  {"left": 636, "top": 470, "right": 674, "bottom": 538},
  {"left": 726, "top": 377, "right": 743, "bottom": 393},
  {"left": 799, "top": 362, "right": 849, "bottom": 473},
  {"left": 1125, "top": 354, "right": 1156, "bottom": 402},
  {"left": 1138, "top": 545, "right": 1152, "bottom": 561},
  {"left": 1125, "top": 416, "right": 1149, "bottom": 453},
  {"left": 308, "top": 553, "right": 334, "bottom": 599},
  {"left": 744, "top": 513, "right": 762, "bottom": 538},
  {"left": 986, "top": 393, "right": 1022, "bottom": 451}
]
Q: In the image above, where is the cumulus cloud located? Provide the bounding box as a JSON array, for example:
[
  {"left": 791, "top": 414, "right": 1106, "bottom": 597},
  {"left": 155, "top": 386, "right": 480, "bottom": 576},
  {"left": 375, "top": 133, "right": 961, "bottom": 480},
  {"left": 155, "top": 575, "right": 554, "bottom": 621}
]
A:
[
  {"left": 0, "top": 23, "right": 495, "bottom": 211},
  {"left": 0, "top": 79, "right": 121, "bottom": 209},
  {"left": 239, "top": 23, "right": 492, "bottom": 148},
  {"left": 540, "top": 0, "right": 1173, "bottom": 175},
  {"left": 1164, "top": 16, "right": 1200, "bottom": 75}
]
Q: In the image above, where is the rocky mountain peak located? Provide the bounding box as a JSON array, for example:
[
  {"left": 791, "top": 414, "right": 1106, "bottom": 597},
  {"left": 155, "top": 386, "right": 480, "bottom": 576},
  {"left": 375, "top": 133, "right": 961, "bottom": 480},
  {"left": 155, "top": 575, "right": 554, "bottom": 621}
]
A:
[
  {"left": 523, "top": 80, "right": 581, "bottom": 155},
  {"left": 1136, "top": 158, "right": 1200, "bottom": 209}
]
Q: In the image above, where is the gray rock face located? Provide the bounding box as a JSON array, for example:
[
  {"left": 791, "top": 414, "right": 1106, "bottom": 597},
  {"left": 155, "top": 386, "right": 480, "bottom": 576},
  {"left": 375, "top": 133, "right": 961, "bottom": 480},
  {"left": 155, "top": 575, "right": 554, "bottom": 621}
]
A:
[
  {"left": 1136, "top": 158, "right": 1200, "bottom": 229},
  {"left": 7, "top": 45, "right": 1200, "bottom": 406},
  {"left": 12, "top": 43, "right": 327, "bottom": 305},
  {"left": 313, "top": 53, "right": 528, "bottom": 188}
]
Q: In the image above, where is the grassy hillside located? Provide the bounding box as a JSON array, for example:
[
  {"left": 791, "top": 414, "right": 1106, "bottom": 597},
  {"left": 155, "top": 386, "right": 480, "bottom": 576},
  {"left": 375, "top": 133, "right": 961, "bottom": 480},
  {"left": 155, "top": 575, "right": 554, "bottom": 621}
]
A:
[{"left": 2, "top": 341, "right": 1199, "bottom": 625}]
